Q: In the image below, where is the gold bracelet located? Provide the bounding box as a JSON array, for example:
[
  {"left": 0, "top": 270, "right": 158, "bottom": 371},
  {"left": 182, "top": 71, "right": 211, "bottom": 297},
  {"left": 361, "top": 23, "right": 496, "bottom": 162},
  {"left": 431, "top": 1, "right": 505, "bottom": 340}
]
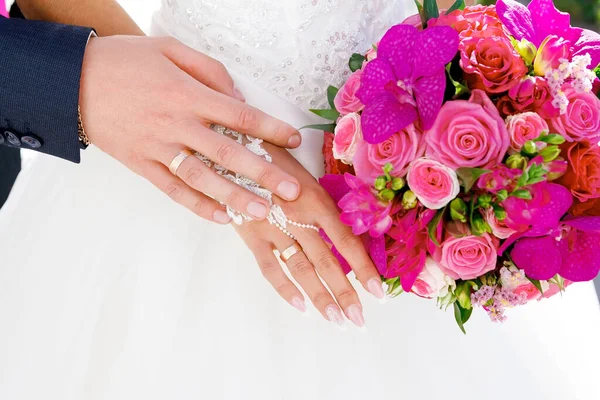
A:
[{"left": 78, "top": 105, "right": 91, "bottom": 147}]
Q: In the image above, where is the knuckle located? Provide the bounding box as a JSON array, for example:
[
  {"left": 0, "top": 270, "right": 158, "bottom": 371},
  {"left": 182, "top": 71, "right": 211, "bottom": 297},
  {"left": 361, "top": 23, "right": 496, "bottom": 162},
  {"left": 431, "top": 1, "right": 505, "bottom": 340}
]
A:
[
  {"left": 215, "top": 143, "right": 237, "bottom": 165},
  {"left": 183, "top": 166, "right": 204, "bottom": 187},
  {"left": 291, "top": 259, "right": 313, "bottom": 276},
  {"left": 260, "top": 260, "right": 280, "bottom": 279},
  {"left": 336, "top": 229, "right": 358, "bottom": 250},
  {"left": 335, "top": 288, "right": 357, "bottom": 303},
  {"left": 271, "top": 122, "right": 295, "bottom": 143},
  {"left": 235, "top": 106, "right": 258, "bottom": 131},
  {"left": 274, "top": 282, "right": 293, "bottom": 296},
  {"left": 164, "top": 182, "right": 184, "bottom": 202},
  {"left": 315, "top": 253, "right": 338, "bottom": 273},
  {"left": 255, "top": 165, "right": 275, "bottom": 186},
  {"left": 191, "top": 198, "right": 207, "bottom": 217},
  {"left": 224, "top": 190, "right": 242, "bottom": 208},
  {"left": 312, "top": 291, "right": 332, "bottom": 307}
]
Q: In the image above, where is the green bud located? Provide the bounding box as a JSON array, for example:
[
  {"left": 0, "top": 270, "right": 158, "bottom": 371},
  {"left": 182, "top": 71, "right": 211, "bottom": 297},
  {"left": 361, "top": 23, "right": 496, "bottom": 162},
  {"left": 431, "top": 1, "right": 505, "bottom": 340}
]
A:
[
  {"left": 374, "top": 176, "right": 387, "bottom": 191},
  {"left": 402, "top": 190, "right": 418, "bottom": 210},
  {"left": 471, "top": 213, "right": 491, "bottom": 236},
  {"left": 512, "top": 189, "right": 532, "bottom": 200},
  {"left": 515, "top": 38, "right": 537, "bottom": 66},
  {"left": 497, "top": 189, "right": 509, "bottom": 202},
  {"left": 383, "top": 162, "right": 394, "bottom": 177},
  {"left": 455, "top": 282, "right": 472, "bottom": 310},
  {"left": 506, "top": 154, "right": 528, "bottom": 170},
  {"left": 391, "top": 177, "right": 406, "bottom": 191},
  {"left": 494, "top": 207, "right": 507, "bottom": 221},
  {"left": 450, "top": 198, "right": 468, "bottom": 223},
  {"left": 380, "top": 189, "right": 396, "bottom": 202},
  {"left": 542, "top": 133, "right": 566, "bottom": 145},
  {"left": 522, "top": 140, "right": 538, "bottom": 156},
  {"left": 477, "top": 194, "right": 493, "bottom": 208},
  {"left": 539, "top": 145, "right": 561, "bottom": 162}
]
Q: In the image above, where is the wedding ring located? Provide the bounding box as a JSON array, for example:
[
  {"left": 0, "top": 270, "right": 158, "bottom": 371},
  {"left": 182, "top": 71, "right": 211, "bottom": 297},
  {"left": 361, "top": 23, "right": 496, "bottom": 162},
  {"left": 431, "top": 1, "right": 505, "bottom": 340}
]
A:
[
  {"left": 169, "top": 149, "right": 193, "bottom": 176},
  {"left": 280, "top": 242, "right": 303, "bottom": 263}
]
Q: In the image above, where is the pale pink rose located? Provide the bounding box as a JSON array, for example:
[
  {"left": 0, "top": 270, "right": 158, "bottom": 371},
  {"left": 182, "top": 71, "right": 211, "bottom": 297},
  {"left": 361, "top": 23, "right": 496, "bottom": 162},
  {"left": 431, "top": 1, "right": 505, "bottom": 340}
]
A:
[
  {"left": 353, "top": 123, "right": 424, "bottom": 183},
  {"left": 365, "top": 41, "right": 380, "bottom": 61},
  {"left": 406, "top": 158, "right": 460, "bottom": 210},
  {"left": 436, "top": 233, "right": 498, "bottom": 280},
  {"left": 506, "top": 112, "right": 549, "bottom": 152},
  {"left": 482, "top": 208, "right": 517, "bottom": 240},
  {"left": 412, "top": 257, "right": 456, "bottom": 299},
  {"left": 425, "top": 90, "right": 510, "bottom": 169},
  {"left": 332, "top": 113, "right": 363, "bottom": 164},
  {"left": 549, "top": 86, "right": 600, "bottom": 142},
  {"left": 334, "top": 69, "right": 364, "bottom": 115},
  {"left": 514, "top": 283, "right": 545, "bottom": 302}
]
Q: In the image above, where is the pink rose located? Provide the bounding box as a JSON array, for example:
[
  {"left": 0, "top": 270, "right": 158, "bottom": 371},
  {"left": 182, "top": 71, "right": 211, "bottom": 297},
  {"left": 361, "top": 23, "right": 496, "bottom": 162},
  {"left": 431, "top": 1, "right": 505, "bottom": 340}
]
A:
[
  {"left": 506, "top": 112, "right": 549, "bottom": 152},
  {"left": 333, "top": 69, "right": 364, "bottom": 115},
  {"left": 353, "top": 123, "right": 424, "bottom": 183},
  {"left": 430, "top": 5, "right": 504, "bottom": 39},
  {"left": 460, "top": 34, "right": 528, "bottom": 94},
  {"left": 332, "top": 113, "right": 363, "bottom": 164},
  {"left": 497, "top": 77, "right": 559, "bottom": 119},
  {"left": 412, "top": 257, "right": 455, "bottom": 299},
  {"left": 425, "top": 90, "right": 510, "bottom": 169},
  {"left": 406, "top": 158, "right": 460, "bottom": 210},
  {"left": 513, "top": 283, "right": 544, "bottom": 302},
  {"left": 482, "top": 207, "right": 517, "bottom": 239},
  {"left": 549, "top": 85, "right": 600, "bottom": 142},
  {"left": 534, "top": 35, "right": 572, "bottom": 77},
  {"left": 436, "top": 233, "right": 499, "bottom": 280},
  {"left": 365, "top": 41, "right": 380, "bottom": 61}
]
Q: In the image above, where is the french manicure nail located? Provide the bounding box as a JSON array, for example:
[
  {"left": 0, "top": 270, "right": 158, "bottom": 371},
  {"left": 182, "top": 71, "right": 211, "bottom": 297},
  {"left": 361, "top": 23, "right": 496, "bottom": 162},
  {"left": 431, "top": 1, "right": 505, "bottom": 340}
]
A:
[
  {"left": 247, "top": 202, "right": 268, "bottom": 219},
  {"left": 291, "top": 297, "right": 307, "bottom": 314},
  {"left": 277, "top": 181, "right": 299, "bottom": 200},
  {"left": 367, "top": 278, "right": 386, "bottom": 302},
  {"left": 213, "top": 210, "right": 231, "bottom": 224},
  {"left": 233, "top": 87, "right": 246, "bottom": 102},
  {"left": 287, "top": 134, "right": 302, "bottom": 148},
  {"left": 325, "top": 305, "right": 346, "bottom": 330},
  {"left": 346, "top": 304, "right": 366, "bottom": 330}
]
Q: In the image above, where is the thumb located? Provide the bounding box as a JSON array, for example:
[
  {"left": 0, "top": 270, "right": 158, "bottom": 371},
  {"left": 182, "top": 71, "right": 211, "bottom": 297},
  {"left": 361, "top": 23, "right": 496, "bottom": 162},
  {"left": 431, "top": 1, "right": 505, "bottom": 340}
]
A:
[{"left": 161, "top": 37, "right": 245, "bottom": 102}]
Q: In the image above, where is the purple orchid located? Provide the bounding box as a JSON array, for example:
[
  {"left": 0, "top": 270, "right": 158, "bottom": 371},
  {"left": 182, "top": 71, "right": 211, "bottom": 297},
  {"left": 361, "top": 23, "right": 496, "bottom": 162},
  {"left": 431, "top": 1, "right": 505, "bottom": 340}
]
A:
[
  {"left": 356, "top": 24, "right": 459, "bottom": 144},
  {"left": 496, "top": 0, "right": 600, "bottom": 68}
]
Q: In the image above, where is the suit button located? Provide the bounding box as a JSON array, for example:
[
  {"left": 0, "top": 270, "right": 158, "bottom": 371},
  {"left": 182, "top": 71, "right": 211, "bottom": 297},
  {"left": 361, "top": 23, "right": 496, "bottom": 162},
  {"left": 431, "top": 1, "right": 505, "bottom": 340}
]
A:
[
  {"left": 21, "top": 135, "right": 42, "bottom": 149},
  {"left": 4, "top": 130, "right": 21, "bottom": 147}
]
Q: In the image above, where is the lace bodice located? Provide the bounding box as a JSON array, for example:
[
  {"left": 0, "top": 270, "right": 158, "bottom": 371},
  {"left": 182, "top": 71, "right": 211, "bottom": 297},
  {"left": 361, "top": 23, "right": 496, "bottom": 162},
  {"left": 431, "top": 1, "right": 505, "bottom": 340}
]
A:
[{"left": 155, "top": 0, "right": 414, "bottom": 110}]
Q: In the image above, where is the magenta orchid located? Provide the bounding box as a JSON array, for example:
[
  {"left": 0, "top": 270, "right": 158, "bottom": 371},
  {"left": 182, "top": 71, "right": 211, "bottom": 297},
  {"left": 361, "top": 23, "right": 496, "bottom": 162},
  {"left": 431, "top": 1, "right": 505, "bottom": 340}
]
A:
[
  {"left": 356, "top": 24, "right": 459, "bottom": 144},
  {"left": 496, "top": 0, "right": 600, "bottom": 67}
]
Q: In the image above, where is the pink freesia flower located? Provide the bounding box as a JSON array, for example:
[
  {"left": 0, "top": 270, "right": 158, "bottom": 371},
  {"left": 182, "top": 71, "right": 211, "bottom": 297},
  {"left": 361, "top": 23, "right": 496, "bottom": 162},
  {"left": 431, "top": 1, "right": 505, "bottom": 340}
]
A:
[
  {"left": 353, "top": 123, "right": 424, "bottom": 183},
  {"left": 332, "top": 113, "right": 363, "bottom": 164},
  {"left": 506, "top": 112, "right": 549, "bottom": 152},
  {"left": 496, "top": 0, "right": 600, "bottom": 67},
  {"left": 434, "top": 233, "right": 499, "bottom": 280},
  {"left": 334, "top": 69, "right": 364, "bottom": 115},
  {"left": 406, "top": 158, "right": 460, "bottom": 210},
  {"left": 533, "top": 35, "right": 572, "bottom": 76},
  {"left": 511, "top": 217, "right": 600, "bottom": 282},
  {"left": 496, "top": 76, "right": 559, "bottom": 119},
  {"left": 356, "top": 24, "right": 459, "bottom": 143},
  {"left": 337, "top": 174, "right": 393, "bottom": 238},
  {"left": 426, "top": 90, "right": 510, "bottom": 170},
  {"left": 374, "top": 208, "right": 437, "bottom": 291}
]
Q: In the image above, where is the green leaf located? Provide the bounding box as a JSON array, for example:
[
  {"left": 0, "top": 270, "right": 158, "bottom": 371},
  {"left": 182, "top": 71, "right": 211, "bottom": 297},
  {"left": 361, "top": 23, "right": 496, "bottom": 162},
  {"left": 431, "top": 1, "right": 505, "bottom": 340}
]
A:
[
  {"left": 512, "top": 189, "right": 533, "bottom": 200},
  {"left": 446, "top": 0, "right": 465, "bottom": 14},
  {"left": 453, "top": 302, "right": 472, "bottom": 335},
  {"left": 414, "top": 0, "right": 427, "bottom": 28},
  {"left": 423, "top": 0, "right": 440, "bottom": 19},
  {"left": 309, "top": 108, "right": 340, "bottom": 121},
  {"left": 594, "top": 64, "right": 600, "bottom": 80},
  {"left": 427, "top": 207, "right": 446, "bottom": 247},
  {"left": 327, "top": 86, "right": 339, "bottom": 110},
  {"left": 527, "top": 278, "right": 545, "bottom": 295},
  {"left": 456, "top": 168, "right": 491, "bottom": 193},
  {"left": 299, "top": 123, "right": 336, "bottom": 132},
  {"left": 348, "top": 53, "right": 366, "bottom": 73},
  {"left": 445, "top": 63, "right": 469, "bottom": 98}
]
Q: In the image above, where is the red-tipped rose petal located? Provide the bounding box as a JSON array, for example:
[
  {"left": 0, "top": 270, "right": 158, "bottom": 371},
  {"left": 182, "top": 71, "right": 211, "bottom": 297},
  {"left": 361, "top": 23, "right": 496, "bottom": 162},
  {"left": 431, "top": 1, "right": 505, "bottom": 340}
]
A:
[
  {"left": 511, "top": 236, "right": 562, "bottom": 280},
  {"left": 361, "top": 94, "right": 418, "bottom": 144}
]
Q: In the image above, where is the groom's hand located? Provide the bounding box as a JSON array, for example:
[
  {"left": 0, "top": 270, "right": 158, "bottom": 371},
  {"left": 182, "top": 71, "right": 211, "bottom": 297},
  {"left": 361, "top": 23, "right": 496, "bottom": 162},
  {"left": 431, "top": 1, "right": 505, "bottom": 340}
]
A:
[{"left": 79, "top": 36, "right": 303, "bottom": 224}]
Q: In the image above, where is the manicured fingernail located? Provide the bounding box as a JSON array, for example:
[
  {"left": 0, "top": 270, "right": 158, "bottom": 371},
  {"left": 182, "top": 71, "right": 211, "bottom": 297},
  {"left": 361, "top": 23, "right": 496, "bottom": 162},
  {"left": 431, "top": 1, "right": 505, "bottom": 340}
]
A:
[
  {"left": 346, "top": 304, "right": 366, "bottom": 330},
  {"left": 287, "top": 134, "right": 302, "bottom": 148},
  {"left": 291, "top": 297, "right": 307, "bottom": 314},
  {"left": 277, "top": 181, "right": 299, "bottom": 200},
  {"left": 233, "top": 87, "right": 246, "bottom": 102},
  {"left": 213, "top": 210, "right": 231, "bottom": 224},
  {"left": 325, "top": 305, "right": 346, "bottom": 330},
  {"left": 367, "top": 278, "right": 386, "bottom": 302},
  {"left": 247, "top": 202, "right": 268, "bottom": 219}
]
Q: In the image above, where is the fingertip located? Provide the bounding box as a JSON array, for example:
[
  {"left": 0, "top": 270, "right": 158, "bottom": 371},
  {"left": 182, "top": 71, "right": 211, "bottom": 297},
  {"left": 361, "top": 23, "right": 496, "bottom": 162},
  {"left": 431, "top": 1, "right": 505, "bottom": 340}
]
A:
[
  {"left": 213, "top": 209, "right": 231, "bottom": 225},
  {"left": 286, "top": 133, "right": 302, "bottom": 148},
  {"left": 233, "top": 87, "right": 246, "bottom": 102},
  {"left": 277, "top": 180, "right": 300, "bottom": 201}
]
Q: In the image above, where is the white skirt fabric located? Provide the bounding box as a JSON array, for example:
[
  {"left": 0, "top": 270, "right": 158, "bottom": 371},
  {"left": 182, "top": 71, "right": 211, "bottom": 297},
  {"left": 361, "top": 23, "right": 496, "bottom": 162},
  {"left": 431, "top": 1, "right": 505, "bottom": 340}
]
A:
[{"left": 1, "top": 12, "right": 600, "bottom": 400}]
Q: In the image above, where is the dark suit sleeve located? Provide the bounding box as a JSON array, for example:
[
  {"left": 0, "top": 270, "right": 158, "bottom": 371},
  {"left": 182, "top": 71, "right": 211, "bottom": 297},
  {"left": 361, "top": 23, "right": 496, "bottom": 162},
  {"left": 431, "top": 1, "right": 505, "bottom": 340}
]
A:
[{"left": 0, "top": 16, "right": 94, "bottom": 163}]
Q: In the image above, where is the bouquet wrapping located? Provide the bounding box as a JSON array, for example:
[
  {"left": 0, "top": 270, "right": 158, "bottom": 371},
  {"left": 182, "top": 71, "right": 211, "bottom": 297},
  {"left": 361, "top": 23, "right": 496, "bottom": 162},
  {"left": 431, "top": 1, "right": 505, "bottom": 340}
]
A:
[{"left": 309, "top": 0, "right": 600, "bottom": 331}]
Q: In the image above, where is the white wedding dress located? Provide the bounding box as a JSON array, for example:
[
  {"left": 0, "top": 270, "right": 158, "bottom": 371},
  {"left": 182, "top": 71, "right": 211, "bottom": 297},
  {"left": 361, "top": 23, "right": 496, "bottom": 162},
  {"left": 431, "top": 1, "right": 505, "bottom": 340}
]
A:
[{"left": 1, "top": 1, "right": 600, "bottom": 399}]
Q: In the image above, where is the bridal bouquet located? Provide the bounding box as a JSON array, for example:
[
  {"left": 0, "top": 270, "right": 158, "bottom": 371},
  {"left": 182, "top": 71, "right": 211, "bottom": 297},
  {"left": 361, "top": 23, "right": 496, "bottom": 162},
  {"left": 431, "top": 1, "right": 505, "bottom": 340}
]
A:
[{"left": 310, "top": 0, "right": 600, "bottom": 332}]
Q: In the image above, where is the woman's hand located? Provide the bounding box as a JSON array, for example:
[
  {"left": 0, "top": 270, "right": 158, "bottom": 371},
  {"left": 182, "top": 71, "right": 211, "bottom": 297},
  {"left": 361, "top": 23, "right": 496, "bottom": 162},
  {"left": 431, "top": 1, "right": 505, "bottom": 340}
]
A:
[
  {"left": 234, "top": 144, "right": 385, "bottom": 329},
  {"left": 80, "top": 36, "right": 304, "bottom": 224}
]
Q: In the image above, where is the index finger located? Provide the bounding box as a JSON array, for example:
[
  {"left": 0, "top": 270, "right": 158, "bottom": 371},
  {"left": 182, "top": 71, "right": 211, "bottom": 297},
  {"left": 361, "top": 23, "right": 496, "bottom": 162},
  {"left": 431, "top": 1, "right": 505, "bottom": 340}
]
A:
[{"left": 201, "top": 90, "right": 302, "bottom": 149}]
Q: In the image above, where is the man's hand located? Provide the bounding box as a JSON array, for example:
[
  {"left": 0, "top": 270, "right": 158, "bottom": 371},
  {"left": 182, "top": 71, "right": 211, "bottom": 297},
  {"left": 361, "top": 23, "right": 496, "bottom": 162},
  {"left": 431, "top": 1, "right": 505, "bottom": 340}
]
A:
[{"left": 79, "top": 36, "right": 302, "bottom": 224}]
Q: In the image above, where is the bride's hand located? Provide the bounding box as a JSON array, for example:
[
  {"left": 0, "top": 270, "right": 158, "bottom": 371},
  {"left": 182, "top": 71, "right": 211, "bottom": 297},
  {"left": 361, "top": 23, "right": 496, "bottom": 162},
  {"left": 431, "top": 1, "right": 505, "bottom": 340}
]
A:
[
  {"left": 80, "top": 36, "right": 303, "bottom": 224},
  {"left": 234, "top": 144, "right": 385, "bottom": 329}
]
